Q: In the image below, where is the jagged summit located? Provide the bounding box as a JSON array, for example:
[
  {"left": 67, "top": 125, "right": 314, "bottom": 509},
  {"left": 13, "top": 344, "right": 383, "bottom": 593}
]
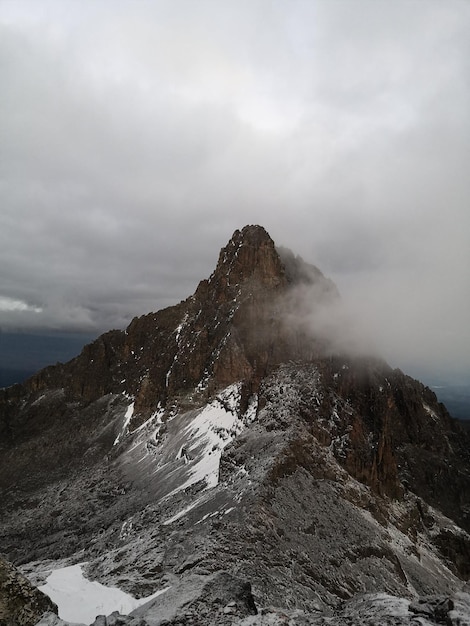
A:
[
  {"left": 206, "top": 225, "right": 285, "bottom": 295},
  {"left": 222, "top": 224, "right": 274, "bottom": 252},
  {"left": 199, "top": 224, "right": 338, "bottom": 296},
  {"left": 198, "top": 224, "right": 333, "bottom": 301}
]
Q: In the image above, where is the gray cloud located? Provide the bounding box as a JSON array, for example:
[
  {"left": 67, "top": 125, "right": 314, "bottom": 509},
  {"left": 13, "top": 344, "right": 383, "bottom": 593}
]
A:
[{"left": 0, "top": 0, "right": 469, "bottom": 382}]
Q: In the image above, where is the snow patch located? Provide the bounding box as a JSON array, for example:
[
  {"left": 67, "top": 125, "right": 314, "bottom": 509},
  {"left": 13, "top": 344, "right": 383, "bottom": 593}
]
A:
[
  {"left": 130, "top": 403, "right": 165, "bottom": 438},
  {"left": 39, "top": 563, "right": 170, "bottom": 624},
  {"left": 175, "top": 314, "right": 188, "bottom": 342},
  {"left": 166, "top": 384, "right": 257, "bottom": 499},
  {"left": 113, "top": 401, "right": 135, "bottom": 445},
  {"left": 31, "top": 394, "right": 46, "bottom": 406},
  {"left": 196, "top": 371, "right": 210, "bottom": 391},
  {"left": 423, "top": 402, "right": 438, "bottom": 421},
  {"left": 165, "top": 314, "right": 191, "bottom": 388}
]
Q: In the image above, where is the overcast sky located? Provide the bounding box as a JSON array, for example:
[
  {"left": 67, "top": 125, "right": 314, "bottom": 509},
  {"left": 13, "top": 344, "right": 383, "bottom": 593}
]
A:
[{"left": 1, "top": 0, "right": 469, "bottom": 382}]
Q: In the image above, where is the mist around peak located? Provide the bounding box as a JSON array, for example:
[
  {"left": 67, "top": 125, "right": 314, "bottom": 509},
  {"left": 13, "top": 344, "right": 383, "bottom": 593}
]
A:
[
  {"left": 275, "top": 245, "right": 381, "bottom": 362},
  {"left": 274, "top": 235, "right": 469, "bottom": 387}
]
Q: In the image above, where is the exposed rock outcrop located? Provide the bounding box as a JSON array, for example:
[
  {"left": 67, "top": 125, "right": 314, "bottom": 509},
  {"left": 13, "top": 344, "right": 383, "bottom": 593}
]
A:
[{"left": 0, "top": 556, "right": 57, "bottom": 626}]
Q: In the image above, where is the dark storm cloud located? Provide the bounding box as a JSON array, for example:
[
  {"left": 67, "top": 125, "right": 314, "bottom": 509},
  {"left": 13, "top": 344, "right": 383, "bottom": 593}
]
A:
[{"left": 0, "top": 0, "right": 469, "bottom": 380}]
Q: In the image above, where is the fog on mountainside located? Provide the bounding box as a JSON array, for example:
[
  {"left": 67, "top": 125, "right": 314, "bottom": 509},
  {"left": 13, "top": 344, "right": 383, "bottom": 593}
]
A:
[{"left": 273, "top": 246, "right": 470, "bottom": 421}]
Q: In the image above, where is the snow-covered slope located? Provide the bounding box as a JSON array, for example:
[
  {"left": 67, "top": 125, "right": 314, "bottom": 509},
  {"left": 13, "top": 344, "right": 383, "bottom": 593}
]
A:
[
  {"left": 115, "top": 382, "right": 258, "bottom": 513},
  {"left": 22, "top": 363, "right": 470, "bottom": 626}
]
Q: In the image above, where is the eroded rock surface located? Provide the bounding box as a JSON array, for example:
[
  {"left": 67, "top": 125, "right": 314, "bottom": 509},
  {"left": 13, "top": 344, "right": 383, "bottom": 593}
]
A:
[{"left": 0, "top": 556, "right": 57, "bottom": 626}]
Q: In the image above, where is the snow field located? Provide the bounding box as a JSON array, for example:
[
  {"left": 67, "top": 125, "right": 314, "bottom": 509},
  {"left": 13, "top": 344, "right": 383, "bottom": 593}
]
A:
[
  {"left": 166, "top": 383, "right": 257, "bottom": 498},
  {"left": 39, "top": 563, "right": 170, "bottom": 624}
]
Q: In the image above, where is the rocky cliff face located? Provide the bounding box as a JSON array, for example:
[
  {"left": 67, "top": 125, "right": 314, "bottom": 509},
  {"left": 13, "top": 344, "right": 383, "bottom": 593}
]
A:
[{"left": 1, "top": 225, "right": 470, "bottom": 625}]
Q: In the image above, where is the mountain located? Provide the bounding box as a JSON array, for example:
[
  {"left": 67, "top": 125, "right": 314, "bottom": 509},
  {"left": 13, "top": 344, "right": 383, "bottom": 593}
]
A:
[{"left": 1, "top": 225, "right": 470, "bottom": 626}]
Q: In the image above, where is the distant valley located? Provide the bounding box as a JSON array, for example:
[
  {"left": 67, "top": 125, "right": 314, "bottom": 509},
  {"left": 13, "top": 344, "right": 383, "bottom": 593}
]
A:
[
  {"left": 0, "top": 331, "right": 97, "bottom": 388},
  {"left": 432, "top": 384, "right": 470, "bottom": 421}
]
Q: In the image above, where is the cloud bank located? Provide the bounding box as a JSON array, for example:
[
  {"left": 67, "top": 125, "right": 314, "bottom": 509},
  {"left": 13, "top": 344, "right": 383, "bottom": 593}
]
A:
[{"left": 0, "top": 0, "right": 469, "bottom": 381}]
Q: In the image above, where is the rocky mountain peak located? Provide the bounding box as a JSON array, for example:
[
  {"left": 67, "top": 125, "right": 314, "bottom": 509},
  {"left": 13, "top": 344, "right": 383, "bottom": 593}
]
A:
[
  {"left": 206, "top": 225, "right": 336, "bottom": 295},
  {"left": 2, "top": 227, "right": 335, "bottom": 424},
  {"left": 185, "top": 225, "right": 335, "bottom": 394},
  {"left": 198, "top": 225, "right": 286, "bottom": 306}
]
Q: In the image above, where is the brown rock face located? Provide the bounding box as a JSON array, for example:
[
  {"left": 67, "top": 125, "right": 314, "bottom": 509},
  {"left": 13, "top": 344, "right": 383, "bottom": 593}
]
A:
[
  {"left": 206, "top": 225, "right": 287, "bottom": 298},
  {"left": 315, "top": 359, "right": 470, "bottom": 525}
]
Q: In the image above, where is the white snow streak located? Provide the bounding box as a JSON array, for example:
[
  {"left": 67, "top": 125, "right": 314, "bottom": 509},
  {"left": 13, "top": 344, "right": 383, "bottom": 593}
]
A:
[
  {"left": 163, "top": 494, "right": 207, "bottom": 525},
  {"left": 165, "top": 384, "right": 257, "bottom": 501},
  {"left": 113, "top": 401, "right": 135, "bottom": 446},
  {"left": 179, "top": 384, "right": 253, "bottom": 490},
  {"left": 423, "top": 402, "right": 438, "bottom": 421}
]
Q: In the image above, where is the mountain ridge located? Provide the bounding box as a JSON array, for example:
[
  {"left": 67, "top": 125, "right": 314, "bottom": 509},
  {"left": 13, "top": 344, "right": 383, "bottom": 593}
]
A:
[{"left": 1, "top": 225, "right": 470, "bottom": 625}]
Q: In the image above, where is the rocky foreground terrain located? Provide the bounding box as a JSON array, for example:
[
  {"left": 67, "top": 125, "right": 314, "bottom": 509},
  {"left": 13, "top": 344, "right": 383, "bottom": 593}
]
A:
[{"left": 1, "top": 225, "right": 470, "bottom": 625}]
